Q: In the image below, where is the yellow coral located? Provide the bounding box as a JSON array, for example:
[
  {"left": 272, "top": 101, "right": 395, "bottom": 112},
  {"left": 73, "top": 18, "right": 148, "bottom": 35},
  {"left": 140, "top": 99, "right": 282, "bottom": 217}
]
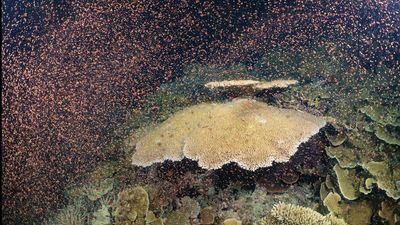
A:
[
  {"left": 323, "top": 192, "right": 373, "bottom": 225},
  {"left": 114, "top": 187, "right": 150, "bottom": 225},
  {"left": 326, "top": 146, "right": 358, "bottom": 168},
  {"left": 323, "top": 192, "right": 342, "bottom": 215},
  {"left": 379, "top": 201, "right": 400, "bottom": 225},
  {"left": 361, "top": 161, "right": 400, "bottom": 200},
  {"left": 132, "top": 99, "right": 326, "bottom": 170},
  {"left": 223, "top": 218, "right": 242, "bottom": 225},
  {"left": 333, "top": 164, "right": 360, "bottom": 200}
]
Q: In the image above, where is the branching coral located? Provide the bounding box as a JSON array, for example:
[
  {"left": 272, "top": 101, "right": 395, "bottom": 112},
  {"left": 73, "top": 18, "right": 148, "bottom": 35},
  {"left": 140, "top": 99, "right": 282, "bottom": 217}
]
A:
[
  {"left": 43, "top": 199, "right": 87, "bottom": 225},
  {"left": 259, "top": 202, "right": 347, "bottom": 225},
  {"left": 91, "top": 197, "right": 113, "bottom": 225}
]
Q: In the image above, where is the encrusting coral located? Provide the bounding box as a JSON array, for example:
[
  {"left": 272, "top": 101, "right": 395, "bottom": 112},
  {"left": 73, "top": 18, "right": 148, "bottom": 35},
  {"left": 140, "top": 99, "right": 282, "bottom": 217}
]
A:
[
  {"left": 164, "top": 197, "right": 201, "bottom": 225},
  {"left": 360, "top": 103, "right": 400, "bottom": 146},
  {"left": 325, "top": 123, "right": 400, "bottom": 200},
  {"left": 326, "top": 146, "right": 358, "bottom": 169},
  {"left": 374, "top": 125, "right": 400, "bottom": 145},
  {"left": 378, "top": 201, "right": 400, "bottom": 225},
  {"left": 333, "top": 164, "right": 361, "bottom": 200},
  {"left": 223, "top": 218, "right": 242, "bottom": 225},
  {"left": 131, "top": 98, "right": 326, "bottom": 170},
  {"left": 361, "top": 161, "right": 400, "bottom": 200},
  {"left": 259, "top": 202, "right": 347, "bottom": 225},
  {"left": 114, "top": 186, "right": 150, "bottom": 225},
  {"left": 360, "top": 105, "right": 400, "bottom": 127},
  {"left": 323, "top": 192, "right": 343, "bottom": 216},
  {"left": 322, "top": 191, "right": 373, "bottom": 225},
  {"left": 199, "top": 207, "right": 215, "bottom": 224}
]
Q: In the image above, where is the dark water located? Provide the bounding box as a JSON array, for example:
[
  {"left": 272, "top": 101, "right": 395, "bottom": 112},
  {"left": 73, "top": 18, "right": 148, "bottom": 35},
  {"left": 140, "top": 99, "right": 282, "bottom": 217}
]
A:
[{"left": 2, "top": 1, "right": 399, "bottom": 224}]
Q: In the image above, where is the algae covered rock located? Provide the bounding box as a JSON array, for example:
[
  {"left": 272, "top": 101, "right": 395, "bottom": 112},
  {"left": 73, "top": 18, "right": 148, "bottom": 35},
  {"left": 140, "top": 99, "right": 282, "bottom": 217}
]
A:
[
  {"left": 340, "top": 201, "right": 373, "bottom": 225},
  {"left": 165, "top": 210, "right": 189, "bottom": 225},
  {"left": 145, "top": 211, "right": 164, "bottom": 225},
  {"left": 87, "top": 161, "right": 122, "bottom": 183},
  {"left": 297, "top": 47, "right": 343, "bottom": 82},
  {"left": 180, "top": 197, "right": 201, "bottom": 219}
]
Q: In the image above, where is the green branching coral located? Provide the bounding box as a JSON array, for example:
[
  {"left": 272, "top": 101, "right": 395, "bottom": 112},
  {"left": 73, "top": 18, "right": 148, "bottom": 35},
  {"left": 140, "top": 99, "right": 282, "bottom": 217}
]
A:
[{"left": 258, "top": 202, "right": 347, "bottom": 225}]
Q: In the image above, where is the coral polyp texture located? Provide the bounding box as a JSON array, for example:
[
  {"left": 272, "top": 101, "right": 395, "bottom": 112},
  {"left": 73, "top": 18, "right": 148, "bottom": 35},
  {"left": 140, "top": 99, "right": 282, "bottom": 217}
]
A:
[
  {"left": 260, "top": 202, "right": 347, "bottom": 225},
  {"left": 131, "top": 98, "right": 326, "bottom": 170}
]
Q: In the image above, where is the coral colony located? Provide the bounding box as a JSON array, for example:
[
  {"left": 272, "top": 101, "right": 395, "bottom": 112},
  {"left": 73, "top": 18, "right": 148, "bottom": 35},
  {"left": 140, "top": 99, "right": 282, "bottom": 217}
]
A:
[{"left": 2, "top": 0, "right": 399, "bottom": 224}]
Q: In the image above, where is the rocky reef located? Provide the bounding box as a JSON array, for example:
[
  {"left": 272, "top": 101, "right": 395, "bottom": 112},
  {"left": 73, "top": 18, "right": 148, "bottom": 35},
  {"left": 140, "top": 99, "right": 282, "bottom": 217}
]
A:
[{"left": 39, "top": 41, "right": 399, "bottom": 225}]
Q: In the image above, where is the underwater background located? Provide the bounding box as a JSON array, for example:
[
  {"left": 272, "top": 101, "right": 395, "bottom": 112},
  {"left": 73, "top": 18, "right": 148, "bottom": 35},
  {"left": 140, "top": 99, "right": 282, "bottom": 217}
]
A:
[{"left": 1, "top": 0, "right": 399, "bottom": 224}]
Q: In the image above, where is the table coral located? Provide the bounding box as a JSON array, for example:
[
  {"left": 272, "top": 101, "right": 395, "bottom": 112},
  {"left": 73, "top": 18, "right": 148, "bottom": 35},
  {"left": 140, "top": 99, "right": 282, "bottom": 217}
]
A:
[
  {"left": 132, "top": 99, "right": 326, "bottom": 170},
  {"left": 204, "top": 79, "right": 298, "bottom": 96}
]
